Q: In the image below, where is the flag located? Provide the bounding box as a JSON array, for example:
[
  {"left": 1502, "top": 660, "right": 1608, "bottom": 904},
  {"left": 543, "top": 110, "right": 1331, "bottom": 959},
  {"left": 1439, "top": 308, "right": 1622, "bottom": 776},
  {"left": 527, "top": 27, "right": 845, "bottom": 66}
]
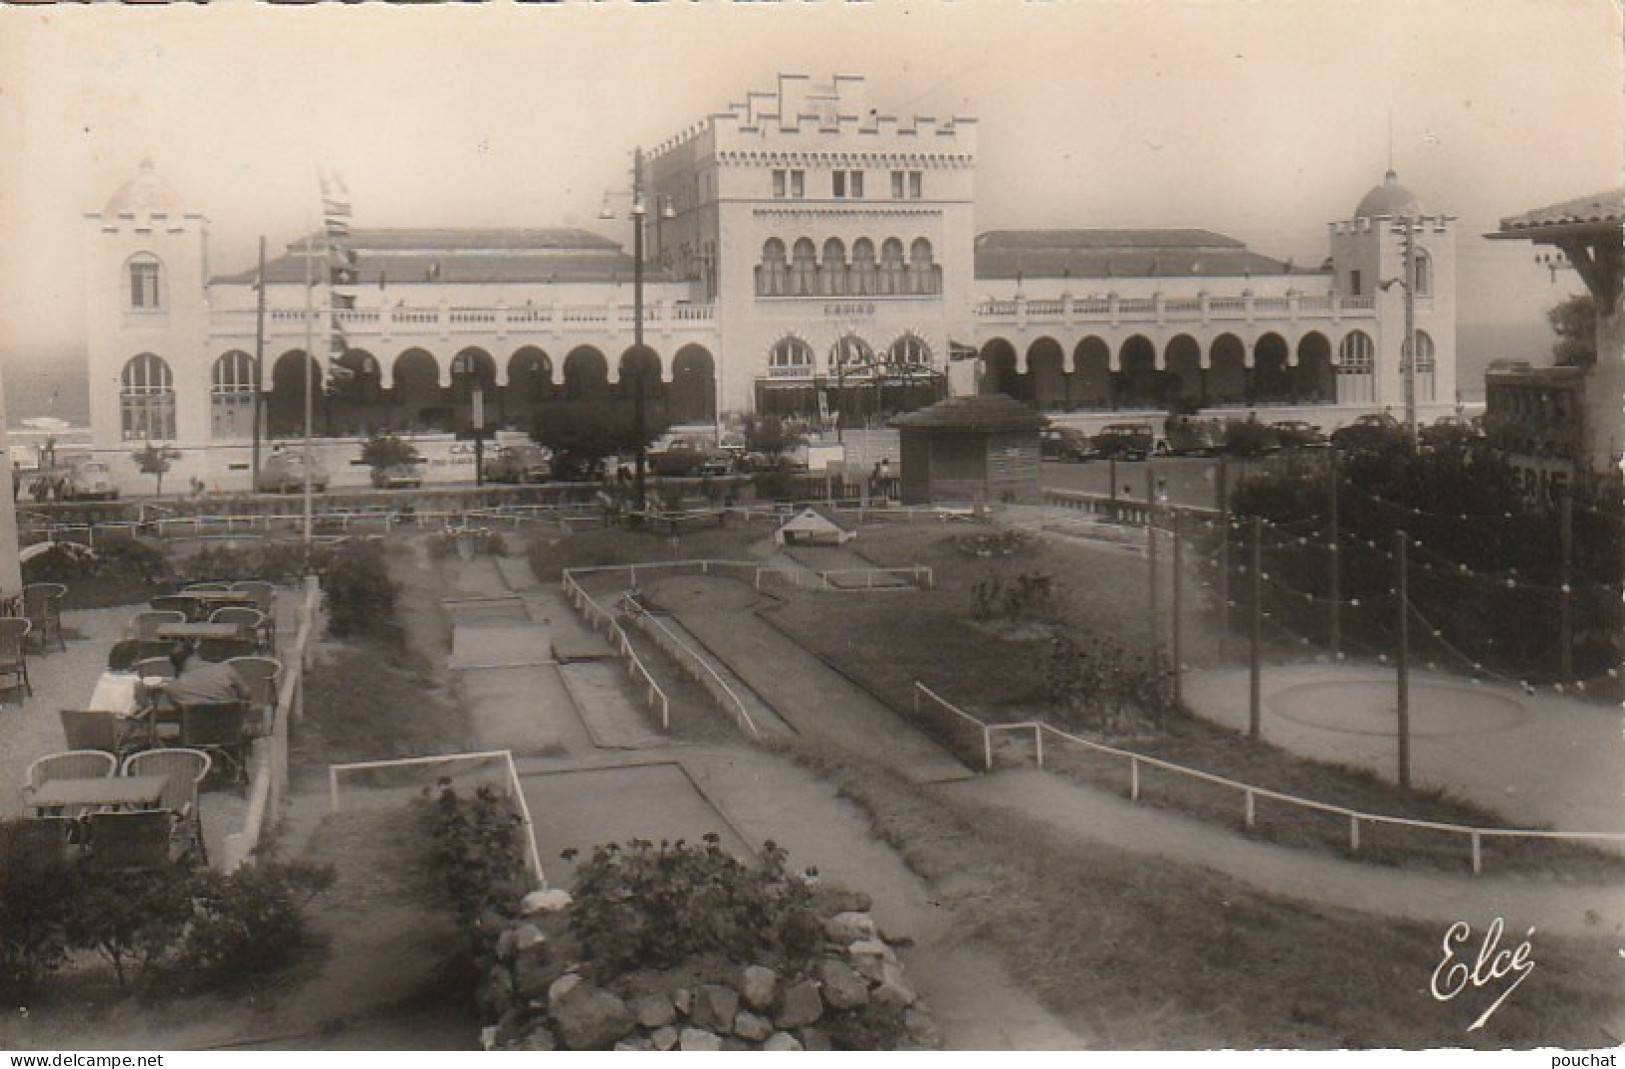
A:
[
  {"left": 948, "top": 340, "right": 980, "bottom": 362},
  {"left": 320, "top": 171, "right": 352, "bottom": 241}
]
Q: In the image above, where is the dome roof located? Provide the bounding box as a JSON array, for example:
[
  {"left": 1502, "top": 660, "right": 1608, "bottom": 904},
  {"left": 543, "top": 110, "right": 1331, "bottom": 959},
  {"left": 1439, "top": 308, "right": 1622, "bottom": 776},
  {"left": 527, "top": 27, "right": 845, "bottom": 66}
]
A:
[
  {"left": 102, "top": 159, "right": 180, "bottom": 216},
  {"left": 1354, "top": 169, "right": 1421, "bottom": 220}
]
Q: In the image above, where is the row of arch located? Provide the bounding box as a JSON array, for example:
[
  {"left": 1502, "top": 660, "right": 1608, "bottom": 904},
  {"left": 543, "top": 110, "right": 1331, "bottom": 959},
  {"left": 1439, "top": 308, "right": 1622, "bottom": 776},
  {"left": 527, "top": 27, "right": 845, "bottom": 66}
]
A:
[
  {"left": 979, "top": 329, "right": 1436, "bottom": 411},
  {"left": 767, "top": 331, "right": 934, "bottom": 375},
  {"left": 756, "top": 236, "right": 942, "bottom": 297},
  {"left": 118, "top": 344, "right": 720, "bottom": 441}
]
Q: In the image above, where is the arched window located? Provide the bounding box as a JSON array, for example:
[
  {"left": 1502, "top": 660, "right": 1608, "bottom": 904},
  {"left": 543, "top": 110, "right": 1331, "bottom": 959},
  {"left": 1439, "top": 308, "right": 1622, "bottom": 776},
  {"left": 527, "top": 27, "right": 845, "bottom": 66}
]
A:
[
  {"left": 907, "top": 238, "right": 938, "bottom": 295},
  {"left": 850, "top": 238, "right": 877, "bottom": 296},
  {"left": 1412, "top": 250, "right": 1433, "bottom": 297},
  {"left": 127, "top": 254, "right": 163, "bottom": 311},
  {"left": 1403, "top": 330, "right": 1436, "bottom": 401},
  {"left": 769, "top": 337, "right": 814, "bottom": 377},
  {"left": 879, "top": 239, "right": 905, "bottom": 296},
  {"left": 1336, "top": 331, "right": 1375, "bottom": 404},
  {"left": 791, "top": 238, "right": 817, "bottom": 297},
  {"left": 820, "top": 238, "right": 847, "bottom": 297},
  {"left": 758, "top": 238, "right": 788, "bottom": 297},
  {"left": 210, "top": 351, "right": 257, "bottom": 439},
  {"left": 121, "top": 353, "right": 176, "bottom": 441},
  {"left": 886, "top": 333, "right": 932, "bottom": 371},
  {"left": 830, "top": 334, "right": 874, "bottom": 375}
]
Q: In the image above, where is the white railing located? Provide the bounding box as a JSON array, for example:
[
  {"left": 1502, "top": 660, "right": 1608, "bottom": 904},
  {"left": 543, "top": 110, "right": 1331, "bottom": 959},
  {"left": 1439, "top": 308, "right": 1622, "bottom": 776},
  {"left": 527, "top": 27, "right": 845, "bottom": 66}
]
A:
[
  {"left": 913, "top": 682, "right": 1625, "bottom": 876},
  {"left": 619, "top": 596, "right": 761, "bottom": 739},
  {"left": 562, "top": 558, "right": 933, "bottom": 594},
  {"left": 211, "top": 301, "right": 719, "bottom": 338},
  {"left": 559, "top": 571, "right": 670, "bottom": 728},
  {"left": 222, "top": 574, "right": 320, "bottom": 870},
  {"left": 326, "top": 749, "right": 545, "bottom": 887},
  {"left": 974, "top": 292, "right": 1381, "bottom": 326}
]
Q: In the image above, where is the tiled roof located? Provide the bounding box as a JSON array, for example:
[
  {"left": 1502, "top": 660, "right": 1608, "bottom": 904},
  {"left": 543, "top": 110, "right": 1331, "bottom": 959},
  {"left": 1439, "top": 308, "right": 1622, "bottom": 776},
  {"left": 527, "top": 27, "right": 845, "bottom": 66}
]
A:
[
  {"left": 891, "top": 394, "right": 1047, "bottom": 432},
  {"left": 1495, "top": 189, "right": 1625, "bottom": 234},
  {"left": 211, "top": 228, "right": 679, "bottom": 286},
  {"left": 974, "top": 229, "right": 1301, "bottom": 280}
]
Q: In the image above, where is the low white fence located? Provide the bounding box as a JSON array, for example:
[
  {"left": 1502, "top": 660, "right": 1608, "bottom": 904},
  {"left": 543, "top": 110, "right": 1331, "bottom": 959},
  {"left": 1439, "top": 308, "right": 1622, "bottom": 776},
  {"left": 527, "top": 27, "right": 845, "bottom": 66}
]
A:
[
  {"left": 559, "top": 571, "right": 671, "bottom": 729},
  {"left": 913, "top": 681, "right": 1625, "bottom": 876},
  {"left": 564, "top": 558, "right": 933, "bottom": 594},
  {"left": 221, "top": 574, "right": 321, "bottom": 870},
  {"left": 325, "top": 749, "right": 546, "bottom": 887},
  {"left": 619, "top": 595, "right": 761, "bottom": 739}
]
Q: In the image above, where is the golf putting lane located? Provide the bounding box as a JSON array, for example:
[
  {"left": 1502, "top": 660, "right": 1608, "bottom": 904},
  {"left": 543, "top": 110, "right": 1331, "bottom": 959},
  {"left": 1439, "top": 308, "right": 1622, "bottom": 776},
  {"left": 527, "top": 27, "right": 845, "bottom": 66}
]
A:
[{"left": 519, "top": 761, "right": 752, "bottom": 887}]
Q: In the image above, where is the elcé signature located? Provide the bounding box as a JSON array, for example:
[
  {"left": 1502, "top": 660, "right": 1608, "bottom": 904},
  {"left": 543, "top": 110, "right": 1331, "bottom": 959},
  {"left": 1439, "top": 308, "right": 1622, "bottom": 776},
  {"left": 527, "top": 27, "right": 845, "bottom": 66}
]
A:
[{"left": 1430, "top": 917, "right": 1535, "bottom": 1031}]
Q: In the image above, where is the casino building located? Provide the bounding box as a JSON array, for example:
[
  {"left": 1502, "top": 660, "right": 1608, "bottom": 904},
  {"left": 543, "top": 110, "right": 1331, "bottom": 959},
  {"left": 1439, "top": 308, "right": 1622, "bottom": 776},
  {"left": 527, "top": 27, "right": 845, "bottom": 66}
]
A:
[{"left": 81, "top": 73, "right": 1457, "bottom": 491}]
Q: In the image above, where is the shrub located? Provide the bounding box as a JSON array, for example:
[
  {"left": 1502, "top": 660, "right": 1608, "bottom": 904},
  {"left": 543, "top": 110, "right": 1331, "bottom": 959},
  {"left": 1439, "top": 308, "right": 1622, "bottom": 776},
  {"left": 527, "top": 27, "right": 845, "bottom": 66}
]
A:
[
  {"left": 65, "top": 867, "right": 196, "bottom": 990},
  {"left": 175, "top": 541, "right": 315, "bottom": 586},
  {"left": 178, "top": 860, "right": 335, "bottom": 976},
  {"left": 425, "top": 528, "right": 506, "bottom": 560},
  {"left": 564, "top": 835, "right": 814, "bottom": 976},
  {"left": 321, "top": 539, "right": 397, "bottom": 639},
  {"left": 428, "top": 783, "right": 529, "bottom": 946},
  {"left": 0, "top": 838, "right": 76, "bottom": 997},
  {"left": 1043, "top": 632, "right": 1176, "bottom": 735},
  {"left": 970, "top": 568, "right": 1058, "bottom": 623}
]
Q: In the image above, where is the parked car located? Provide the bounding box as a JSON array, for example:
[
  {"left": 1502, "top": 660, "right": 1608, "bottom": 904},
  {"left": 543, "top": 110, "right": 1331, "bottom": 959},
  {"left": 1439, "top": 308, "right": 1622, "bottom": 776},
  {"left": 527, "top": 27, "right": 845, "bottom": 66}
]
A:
[
  {"left": 482, "top": 444, "right": 553, "bottom": 484},
  {"left": 1092, "top": 422, "right": 1155, "bottom": 460},
  {"left": 371, "top": 462, "right": 424, "bottom": 489},
  {"left": 1040, "top": 427, "right": 1097, "bottom": 462},
  {"left": 1270, "top": 420, "right": 1328, "bottom": 449},
  {"left": 59, "top": 459, "right": 120, "bottom": 501},
  {"left": 1330, "top": 413, "right": 1403, "bottom": 453},
  {"left": 257, "top": 451, "right": 329, "bottom": 493},
  {"left": 1163, "top": 417, "right": 1224, "bottom": 457}
]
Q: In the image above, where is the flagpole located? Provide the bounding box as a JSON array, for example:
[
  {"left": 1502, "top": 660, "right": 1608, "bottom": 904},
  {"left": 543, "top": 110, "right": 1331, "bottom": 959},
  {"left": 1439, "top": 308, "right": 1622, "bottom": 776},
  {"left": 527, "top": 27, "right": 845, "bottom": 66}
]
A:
[{"left": 252, "top": 235, "right": 266, "bottom": 494}]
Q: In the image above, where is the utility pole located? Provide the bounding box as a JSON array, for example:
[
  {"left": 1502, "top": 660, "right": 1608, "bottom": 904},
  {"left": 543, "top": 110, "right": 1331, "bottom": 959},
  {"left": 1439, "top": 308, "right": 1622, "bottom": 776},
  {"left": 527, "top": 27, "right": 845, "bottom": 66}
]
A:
[
  {"left": 252, "top": 235, "right": 267, "bottom": 494},
  {"left": 632, "top": 147, "right": 648, "bottom": 516},
  {"left": 1396, "top": 529, "right": 1412, "bottom": 790},
  {"left": 1172, "top": 508, "right": 1184, "bottom": 707},
  {"left": 1146, "top": 466, "right": 1159, "bottom": 664},
  {"left": 1249, "top": 514, "right": 1262, "bottom": 740},
  {"left": 1217, "top": 454, "right": 1231, "bottom": 656},
  {"left": 1328, "top": 446, "right": 1341, "bottom": 657},
  {"left": 1560, "top": 493, "right": 1574, "bottom": 685},
  {"left": 1401, "top": 216, "right": 1418, "bottom": 445}
]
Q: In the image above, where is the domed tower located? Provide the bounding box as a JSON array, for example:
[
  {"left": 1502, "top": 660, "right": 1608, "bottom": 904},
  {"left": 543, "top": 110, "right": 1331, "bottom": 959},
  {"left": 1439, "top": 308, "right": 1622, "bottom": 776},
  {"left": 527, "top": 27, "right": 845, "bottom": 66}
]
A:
[
  {"left": 1327, "top": 169, "right": 1458, "bottom": 418},
  {"left": 83, "top": 160, "right": 211, "bottom": 450}
]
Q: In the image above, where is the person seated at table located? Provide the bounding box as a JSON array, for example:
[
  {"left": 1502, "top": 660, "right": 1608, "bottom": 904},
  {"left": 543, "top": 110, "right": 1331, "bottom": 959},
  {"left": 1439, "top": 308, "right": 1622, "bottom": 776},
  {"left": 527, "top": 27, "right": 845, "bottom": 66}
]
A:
[
  {"left": 163, "top": 640, "right": 252, "bottom": 706},
  {"left": 107, "top": 639, "right": 144, "bottom": 673}
]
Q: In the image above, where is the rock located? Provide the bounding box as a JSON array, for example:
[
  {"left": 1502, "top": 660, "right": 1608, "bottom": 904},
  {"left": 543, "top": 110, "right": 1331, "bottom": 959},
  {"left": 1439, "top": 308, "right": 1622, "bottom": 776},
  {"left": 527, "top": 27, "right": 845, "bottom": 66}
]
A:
[
  {"left": 519, "top": 1026, "right": 557, "bottom": 1052},
  {"left": 823, "top": 911, "right": 878, "bottom": 945},
  {"left": 734, "top": 1010, "right": 773, "bottom": 1041},
  {"left": 847, "top": 938, "right": 895, "bottom": 982},
  {"left": 690, "top": 984, "right": 741, "bottom": 1033},
  {"left": 738, "top": 964, "right": 778, "bottom": 1011},
  {"left": 764, "top": 1031, "right": 804, "bottom": 1052},
  {"left": 546, "top": 972, "right": 583, "bottom": 1005},
  {"left": 634, "top": 992, "right": 676, "bottom": 1029},
  {"left": 672, "top": 987, "right": 694, "bottom": 1017},
  {"left": 550, "top": 983, "right": 634, "bottom": 1050},
  {"left": 872, "top": 960, "right": 917, "bottom": 1010},
  {"left": 495, "top": 1006, "right": 530, "bottom": 1046},
  {"left": 678, "top": 1028, "right": 721, "bottom": 1052},
  {"left": 721, "top": 1037, "right": 755, "bottom": 1051},
  {"left": 650, "top": 1025, "right": 679, "bottom": 1051},
  {"left": 815, "top": 958, "right": 870, "bottom": 1010},
  {"left": 904, "top": 1007, "right": 943, "bottom": 1048},
  {"left": 614, "top": 1033, "right": 655, "bottom": 1051},
  {"left": 800, "top": 1025, "right": 833, "bottom": 1052},
  {"left": 520, "top": 888, "right": 573, "bottom": 914},
  {"left": 476, "top": 963, "right": 514, "bottom": 1020},
  {"left": 775, "top": 979, "right": 824, "bottom": 1030},
  {"left": 495, "top": 926, "right": 519, "bottom": 961},
  {"left": 479, "top": 1025, "right": 498, "bottom": 1051},
  {"left": 809, "top": 886, "right": 874, "bottom": 917},
  {"left": 512, "top": 923, "right": 546, "bottom": 953},
  {"left": 513, "top": 947, "right": 567, "bottom": 1002}
]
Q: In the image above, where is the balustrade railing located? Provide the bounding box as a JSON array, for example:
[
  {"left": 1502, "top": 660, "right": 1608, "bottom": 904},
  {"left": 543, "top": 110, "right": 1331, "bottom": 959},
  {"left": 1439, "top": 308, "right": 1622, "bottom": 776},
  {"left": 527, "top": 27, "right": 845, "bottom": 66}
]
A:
[
  {"left": 974, "top": 292, "right": 1379, "bottom": 326},
  {"left": 213, "top": 300, "right": 718, "bottom": 336}
]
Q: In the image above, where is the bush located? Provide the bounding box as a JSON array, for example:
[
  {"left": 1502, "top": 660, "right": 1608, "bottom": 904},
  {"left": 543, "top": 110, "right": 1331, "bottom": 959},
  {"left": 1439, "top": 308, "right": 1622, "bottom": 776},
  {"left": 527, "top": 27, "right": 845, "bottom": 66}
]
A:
[
  {"left": 175, "top": 541, "right": 315, "bottom": 586},
  {"left": 321, "top": 539, "right": 397, "bottom": 639},
  {"left": 1043, "top": 632, "right": 1176, "bottom": 735},
  {"left": 179, "top": 861, "right": 335, "bottom": 976},
  {"left": 564, "top": 835, "right": 814, "bottom": 976},
  {"left": 425, "top": 528, "right": 506, "bottom": 560},
  {"left": 66, "top": 867, "right": 195, "bottom": 990},
  {"left": 428, "top": 783, "right": 529, "bottom": 947},
  {"left": 970, "top": 569, "right": 1058, "bottom": 623},
  {"left": 0, "top": 839, "right": 76, "bottom": 997}
]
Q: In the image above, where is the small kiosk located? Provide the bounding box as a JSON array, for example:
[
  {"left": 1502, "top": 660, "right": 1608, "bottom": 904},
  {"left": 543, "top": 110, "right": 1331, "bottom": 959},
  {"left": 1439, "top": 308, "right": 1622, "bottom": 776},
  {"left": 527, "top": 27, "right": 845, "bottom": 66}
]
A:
[{"left": 891, "top": 394, "right": 1045, "bottom": 506}]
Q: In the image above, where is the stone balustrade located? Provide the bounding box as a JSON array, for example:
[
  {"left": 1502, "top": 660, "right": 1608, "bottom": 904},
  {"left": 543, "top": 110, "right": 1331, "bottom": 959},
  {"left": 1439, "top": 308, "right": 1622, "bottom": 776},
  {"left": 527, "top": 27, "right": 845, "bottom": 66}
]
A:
[{"left": 974, "top": 290, "right": 1390, "bottom": 329}]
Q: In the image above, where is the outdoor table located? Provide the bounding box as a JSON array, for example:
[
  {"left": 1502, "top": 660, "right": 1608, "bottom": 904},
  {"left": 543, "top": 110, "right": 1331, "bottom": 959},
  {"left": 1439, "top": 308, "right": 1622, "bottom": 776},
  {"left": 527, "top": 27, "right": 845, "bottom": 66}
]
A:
[
  {"left": 157, "top": 622, "right": 245, "bottom": 641},
  {"left": 184, "top": 591, "right": 259, "bottom": 610},
  {"left": 27, "top": 774, "right": 169, "bottom": 818}
]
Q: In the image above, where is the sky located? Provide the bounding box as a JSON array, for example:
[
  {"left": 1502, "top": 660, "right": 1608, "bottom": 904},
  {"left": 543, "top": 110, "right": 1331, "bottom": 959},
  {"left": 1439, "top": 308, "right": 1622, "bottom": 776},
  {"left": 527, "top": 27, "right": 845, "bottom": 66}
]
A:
[{"left": 0, "top": 0, "right": 1620, "bottom": 417}]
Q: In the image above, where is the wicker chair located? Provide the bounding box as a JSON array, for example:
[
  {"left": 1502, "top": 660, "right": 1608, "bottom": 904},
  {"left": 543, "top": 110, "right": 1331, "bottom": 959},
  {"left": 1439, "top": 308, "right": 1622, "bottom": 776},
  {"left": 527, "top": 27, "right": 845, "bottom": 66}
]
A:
[
  {"left": 59, "top": 708, "right": 150, "bottom": 756},
  {"left": 149, "top": 594, "right": 204, "bottom": 619},
  {"left": 226, "top": 655, "right": 282, "bottom": 736},
  {"left": 135, "top": 656, "right": 177, "bottom": 679},
  {"left": 210, "top": 605, "right": 266, "bottom": 642},
  {"left": 232, "top": 582, "right": 278, "bottom": 652},
  {"left": 22, "top": 582, "right": 67, "bottom": 654},
  {"left": 0, "top": 617, "right": 31, "bottom": 698},
  {"left": 22, "top": 749, "right": 117, "bottom": 811},
  {"left": 0, "top": 817, "right": 77, "bottom": 868},
  {"left": 130, "top": 609, "right": 186, "bottom": 642},
  {"left": 177, "top": 701, "right": 251, "bottom": 784},
  {"left": 181, "top": 582, "right": 233, "bottom": 593},
  {"left": 121, "top": 747, "right": 210, "bottom": 863},
  {"left": 87, "top": 810, "right": 176, "bottom": 871}
]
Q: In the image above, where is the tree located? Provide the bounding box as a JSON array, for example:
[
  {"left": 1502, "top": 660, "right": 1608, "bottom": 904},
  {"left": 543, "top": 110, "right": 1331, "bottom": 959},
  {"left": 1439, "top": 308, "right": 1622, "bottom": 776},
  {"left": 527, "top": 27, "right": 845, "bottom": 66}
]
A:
[
  {"left": 531, "top": 401, "right": 663, "bottom": 481},
  {"left": 130, "top": 442, "right": 181, "bottom": 498},
  {"left": 1548, "top": 293, "right": 1597, "bottom": 367},
  {"left": 743, "top": 415, "right": 796, "bottom": 463},
  {"left": 359, "top": 431, "right": 422, "bottom": 481}
]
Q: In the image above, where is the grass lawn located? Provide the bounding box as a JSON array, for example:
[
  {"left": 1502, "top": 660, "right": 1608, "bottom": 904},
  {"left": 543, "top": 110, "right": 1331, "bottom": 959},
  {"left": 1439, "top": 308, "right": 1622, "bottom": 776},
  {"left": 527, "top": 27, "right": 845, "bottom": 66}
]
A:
[
  {"left": 767, "top": 521, "right": 1625, "bottom": 880},
  {"left": 780, "top": 737, "right": 1625, "bottom": 1050}
]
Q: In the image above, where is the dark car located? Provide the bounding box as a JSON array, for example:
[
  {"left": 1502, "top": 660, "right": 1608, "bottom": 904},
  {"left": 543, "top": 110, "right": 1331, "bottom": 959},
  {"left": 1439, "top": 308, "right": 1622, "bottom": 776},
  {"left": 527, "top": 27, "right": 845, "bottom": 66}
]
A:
[
  {"left": 1270, "top": 420, "right": 1328, "bottom": 449},
  {"left": 482, "top": 444, "right": 552, "bottom": 484},
  {"left": 1331, "top": 413, "right": 1403, "bottom": 453},
  {"left": 371, "top": 462, "right": 424, "bottom": 489},
  {"left": 257, "top": 452, "right": 329, "bottom": 494},
  {"left": 1092, "top": 422, "right": 1155, "bottom": 461},
  {"left": 1040, "top": 427, "right": 1097, "bottom": 462}
]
